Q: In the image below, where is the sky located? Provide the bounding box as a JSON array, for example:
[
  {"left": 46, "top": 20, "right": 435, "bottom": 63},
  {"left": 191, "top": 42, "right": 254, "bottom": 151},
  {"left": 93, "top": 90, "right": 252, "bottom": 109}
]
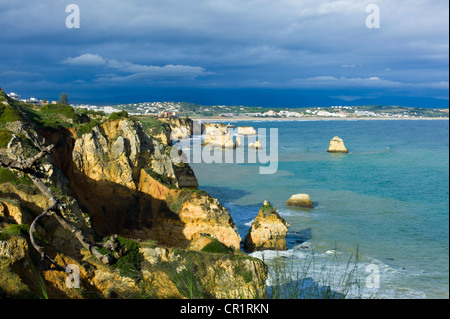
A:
[{"left": 0, "top": 0, "right": 448, "bottom": 108}]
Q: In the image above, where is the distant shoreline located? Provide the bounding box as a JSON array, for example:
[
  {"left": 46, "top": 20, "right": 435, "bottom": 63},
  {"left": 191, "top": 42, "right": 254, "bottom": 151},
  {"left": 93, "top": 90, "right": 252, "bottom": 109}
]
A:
[{"left": 190, "top": 116, "right": 449, "bottom": 122}]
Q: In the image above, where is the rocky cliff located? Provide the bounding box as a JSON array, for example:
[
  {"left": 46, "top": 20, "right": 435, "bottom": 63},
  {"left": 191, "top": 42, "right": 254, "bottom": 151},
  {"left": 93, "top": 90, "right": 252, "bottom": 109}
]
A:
[
  {"left": 159, "top": 117, "right": 193, "bottom": 140},
  {"left": 70, "top": 118, "right": 240, "bottom": 249},
  {"left": 0, "top": 90, "right": 266, "bottom": 299}
]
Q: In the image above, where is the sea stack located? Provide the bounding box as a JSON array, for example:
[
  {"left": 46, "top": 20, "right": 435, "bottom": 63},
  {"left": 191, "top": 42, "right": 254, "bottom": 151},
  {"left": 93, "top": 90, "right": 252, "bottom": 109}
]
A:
[
  {"left": 244, "top": 201, "right": 290, "bottom": 252},
  {"left": 286, "top": 194, "right": 314, "bottom": 208},
  {"left": 248, "top": 139, "right": 263, "bottom": 149},
  {"left": 327, "top": 136, "right": 349, "bottom": 153},
  {"left": 238, "top": 126, "right": 258, "bottom": 135},
  {"left": 203, "top": 126, "right": 236, "bottom": 148}
]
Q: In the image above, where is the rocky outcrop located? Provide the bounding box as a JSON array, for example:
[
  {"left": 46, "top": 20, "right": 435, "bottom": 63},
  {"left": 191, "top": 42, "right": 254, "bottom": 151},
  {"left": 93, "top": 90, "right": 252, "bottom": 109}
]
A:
[
  {"left": 238, "top": 126, "right": 257, "bottom": 135},
  {"left": 327, "top": 136, "right": 348, "bottom": 153},
  {"left": 0, "top": 98, "right": 267, "bottom": 299},
  {"left": 244, "top": 201, "right": 290, "bottom": 252},
  {"left": 70, "top": 118, "right": 239, "bottom": 249},
  {"left": 248, "top": 139, "right": 263, "bottom": 149},
  {"left": 286, "top": 194, "right": 314, "bottom": 208},
  {"left": 159, "top": 117, "right": 193, "bottom": 140},
  {"left": 72, "top": 119, "right": 197, "bottom": 190},
  {"left": 236, "top": 136, "right": 242, "bottom": 147},
  {"left": 201, "top": 122, "right": 228, "bottom": 134},
  {"left": 0, "top": 230, "right": 266, "bottom": 299},
  {"left": 202, "top": 125, "right": 235, "bottom": 149}
]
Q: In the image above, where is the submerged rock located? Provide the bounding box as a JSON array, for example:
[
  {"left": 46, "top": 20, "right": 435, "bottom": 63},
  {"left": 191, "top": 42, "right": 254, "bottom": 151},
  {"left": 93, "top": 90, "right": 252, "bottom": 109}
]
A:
[
  {"left": 286, "top": 194, "right": 314, "bottom": 208},
  {"left": 244, "top": 201, "right": 290, "bottom": 252},
  {"left": 327, "top": 136, "right": 349, "bottom": 153}
]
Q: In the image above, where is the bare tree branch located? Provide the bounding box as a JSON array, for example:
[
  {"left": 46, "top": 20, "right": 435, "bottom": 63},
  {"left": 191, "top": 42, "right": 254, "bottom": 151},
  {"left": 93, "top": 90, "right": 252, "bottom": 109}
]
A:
[
  {"left": 0, "top": 144, "right": 54, "bottom": 172},
  {"left": 1, "top": 143, "right": 124, "bottom": 269}
]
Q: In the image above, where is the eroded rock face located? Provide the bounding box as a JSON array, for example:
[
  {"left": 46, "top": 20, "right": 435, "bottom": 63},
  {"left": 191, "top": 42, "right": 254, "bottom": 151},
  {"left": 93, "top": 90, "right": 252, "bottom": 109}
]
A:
[
  {"left": 327, "top": 136, "right": 348, "bottom": 153},
  {"left": 0, "top": 91, "right": 268, "bottom": 299},
  {"left": 286, "top": 194, "right": 314, "bottom": 208},
  {"left": 244, "top": 202, "right": 290, "bottom": 252},
  {"left": 202, "top": 125, "right": 236, "bottom": 149},
  {"left": 0, "top": 231, "right": 266, "bottom": 299},
  {"left": 70, "top": 119, "right": 238, "bottom": 249},
  {"left": 238, "top": 126, "right": 257, "bottom": 135},
  {"left": 159, "top": 117, "right": 193, "bottom": 140}
]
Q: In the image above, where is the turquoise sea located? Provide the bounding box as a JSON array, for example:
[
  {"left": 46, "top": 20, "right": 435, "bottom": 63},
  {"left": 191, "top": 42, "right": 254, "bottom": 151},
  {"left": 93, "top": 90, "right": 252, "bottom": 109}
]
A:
[{"left": 183, "top": 119, "right": 449, "bottom": 299}]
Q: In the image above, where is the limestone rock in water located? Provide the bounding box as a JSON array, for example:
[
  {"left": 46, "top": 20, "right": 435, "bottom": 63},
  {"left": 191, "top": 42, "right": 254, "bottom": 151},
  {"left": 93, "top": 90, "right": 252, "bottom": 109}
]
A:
[
  {"left": 170, "top": 127, "right": 191, "bottom": 140},
  {"left": 236, "top": 136, "right": 242, "bottom": 147},
  {"left": 203, "top": 126, "right": 235, "bottom": 149},
  {"left": 248, "top": 139, "right": 263, "bottom": 149},
  {"left": 238, "top": 126, "right": 257, "bottom": 135},
  {"left": 159, "top": 117, "right": 193, "bottom": 140},
  {"left": 286, "top": 194, "right": 314, "bottom": 208},
  {"left": 244, "top": 201, "right": 290, "bottom": 252},
  {"left": 327, "top": 136, "right": 348, "bottom": 153}
]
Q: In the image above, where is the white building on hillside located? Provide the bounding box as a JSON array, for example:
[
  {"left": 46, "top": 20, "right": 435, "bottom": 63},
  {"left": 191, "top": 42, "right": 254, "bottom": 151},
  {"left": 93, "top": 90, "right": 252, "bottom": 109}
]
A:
[{"left": 8, "top": 92, "right": 20, "bottom": 100}]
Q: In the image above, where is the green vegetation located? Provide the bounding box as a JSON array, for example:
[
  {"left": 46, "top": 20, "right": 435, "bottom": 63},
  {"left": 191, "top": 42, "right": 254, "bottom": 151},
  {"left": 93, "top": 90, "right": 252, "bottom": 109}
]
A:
[
  {"left": 137, "top": 116, "right": 170, "bottom": 136},
  {"left": 0, "top": 167, "right": 34, "bottom": 187},
  {"left": 108, "top": 110, "right": 129, "bottom": 121},
  {"left": 0, "top": 223, "right": 47, "bottom": 244},
  {"left": 265, "top": 247, "right": 364, "bottom": 299},
  {"left": 0, "top": 223, "right": 32, "bottom": 242},
  {"left": 58, "top": 93, "right": 69, "bottom": 106},
  {"left": 78, "top": 108, "right": 106, "bottom": 118},
  {"left": 144, "top": 167, "right": 178, "bottom": 189},
  {"left": 0, "top": 130, "right": 13, "bottom": 148},
  {"left": 38, "top": 103, "right": 80, "bottom": 128},
  {"left": 0, "top": 103, "right": 23, "bottom": 124},
  {"left": 201, "top": 238, "right": 234, "bottom": 254},
  {"left": 76, "top": 119, "right": 100, "bottom": 138},
  {"left": 241, "top": 270, "right": 253, "bottom": 284},
  {"left": 0, "top": 132, "right": 40, "bottom": 158},
  {"left": 22, "top": 103, "right": 81, "bottom": 129},
  {"left": 260, "top": 202, "right": 275, "bottom": 217},
  {"left": 171, "top": 261, "right": 212, "bottom": 299},
  {"left": 99, "top": 236, "right": 144, "bottom": 281}
]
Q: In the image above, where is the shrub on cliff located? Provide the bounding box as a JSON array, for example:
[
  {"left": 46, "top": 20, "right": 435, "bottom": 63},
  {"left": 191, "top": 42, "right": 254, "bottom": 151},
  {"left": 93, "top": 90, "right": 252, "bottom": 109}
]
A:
[
  {"left": 201, "top": 238, "right": 234, "bottom": 254},
  {"left": 0, "top": 103, "right": 23, "bottom": 125},
  {"left": 99, "top": 236, "right": 144, "bottom": 281},
  {"left": 76, "top": 119, "right": 101, "bottom": 138},
  {"left": 0, "top": 130, "right": 13, "bottom": 148},
  {"left": 138, "top": 116, "right": 170, "bottom": 136},
  {"left": 108, "top": 110, "right": 129, "bottom": 121}
]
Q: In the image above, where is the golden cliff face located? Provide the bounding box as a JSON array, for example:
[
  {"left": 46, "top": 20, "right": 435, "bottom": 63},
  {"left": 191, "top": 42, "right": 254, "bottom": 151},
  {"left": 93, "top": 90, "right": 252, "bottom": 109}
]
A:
[
  {"left": 0, "top": 94, "right": 266, "bottom": 299},
  {"left": 70, "top": 118, "right": 240, "bottom": 249}
]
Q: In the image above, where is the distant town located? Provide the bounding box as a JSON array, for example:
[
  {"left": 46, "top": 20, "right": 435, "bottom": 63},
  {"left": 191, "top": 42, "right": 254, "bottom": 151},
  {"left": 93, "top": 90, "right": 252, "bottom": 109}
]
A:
[{"left": 6, "top": 91, "right": 449, "bottom": 119}]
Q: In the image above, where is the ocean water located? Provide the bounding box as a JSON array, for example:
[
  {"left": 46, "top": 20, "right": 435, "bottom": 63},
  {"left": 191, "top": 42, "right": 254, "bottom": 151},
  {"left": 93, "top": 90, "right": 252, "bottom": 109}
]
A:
[{"left": 182, "top": 119, "right": 449, "bottom": 299}]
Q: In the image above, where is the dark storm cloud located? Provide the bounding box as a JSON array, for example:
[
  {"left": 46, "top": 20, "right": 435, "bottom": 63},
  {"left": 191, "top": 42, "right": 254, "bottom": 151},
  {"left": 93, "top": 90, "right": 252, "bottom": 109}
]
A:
[{"left": 0, "top": 0, "right": 448, "bottom": 106}]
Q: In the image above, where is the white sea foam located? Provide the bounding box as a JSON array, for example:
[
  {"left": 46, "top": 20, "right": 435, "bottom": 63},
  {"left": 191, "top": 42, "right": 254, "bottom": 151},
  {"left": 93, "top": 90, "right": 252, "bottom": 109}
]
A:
[
  {"left": 250, "top": 247, "right": 431, "bottom": 299},
  {"left": 244, "top": 220, "right": 254, "bottom": 226}
]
